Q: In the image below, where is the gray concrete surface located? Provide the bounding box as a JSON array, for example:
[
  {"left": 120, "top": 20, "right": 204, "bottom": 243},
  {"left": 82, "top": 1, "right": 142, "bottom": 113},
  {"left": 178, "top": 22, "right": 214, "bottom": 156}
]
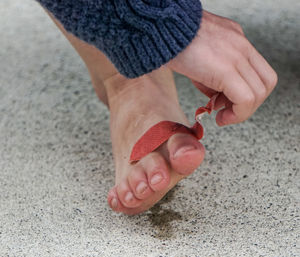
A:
[{"left": 0, "top": 0, "right": 299, "bottom": 256}]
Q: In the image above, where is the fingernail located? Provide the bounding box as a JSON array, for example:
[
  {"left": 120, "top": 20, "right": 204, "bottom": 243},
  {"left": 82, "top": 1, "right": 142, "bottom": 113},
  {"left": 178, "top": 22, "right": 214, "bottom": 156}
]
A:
[
  {"left": 125, "top": 192, "right": 134, "bottom": 203},
  {"left": 174, "top": 145, "right": 197, "bottom": 159},
  {"left": 136, "top": 181, "right": 148, "bottom": 194},
  {"left": 151, "top": 173, "right": 163, "bottom": 185},
  {"left": 111, "top": 198, "right": 118, "bottom": 208}
]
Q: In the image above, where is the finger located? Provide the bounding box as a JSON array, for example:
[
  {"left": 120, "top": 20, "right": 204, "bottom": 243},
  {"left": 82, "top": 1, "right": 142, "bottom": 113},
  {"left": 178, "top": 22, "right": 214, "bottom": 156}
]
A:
[
  {"left": 216, "top": 105, "right": 236, "bottom": 126},
  {"left": 191, "top": 80, "right": 217, "bottom": 98},
  {"left": 237, "top": 58, "right": 267, "bottom": 109},
  {"left": 221, "top": 71, "right": 255, "bottom": 125},
  {"left": 192, "top": 81, "right": 231, "bottom": 111},
  {"left": 248, "top": 48, "right": 278, "bottom": 92},
  {"left": 214, "top": 93, "right": 231, "bottom": 110}
]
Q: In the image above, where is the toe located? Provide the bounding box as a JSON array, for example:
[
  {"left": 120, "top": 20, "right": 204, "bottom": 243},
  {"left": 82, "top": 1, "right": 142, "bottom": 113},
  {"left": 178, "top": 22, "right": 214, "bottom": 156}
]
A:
[
  {"left": 167, "top": 133, "right": 205, "bottom": 175},
  {"left": 116, "top": 180, "right": 143, "bottom": 208},
  {"left": 107, "top": 186, "right": 128, "bottom": 213},
  {"left": 140, "top": 152, "right": 171, "bottom": 192},
  {"left": 128, "top": 165, "right": 153, "bottom": 200}
]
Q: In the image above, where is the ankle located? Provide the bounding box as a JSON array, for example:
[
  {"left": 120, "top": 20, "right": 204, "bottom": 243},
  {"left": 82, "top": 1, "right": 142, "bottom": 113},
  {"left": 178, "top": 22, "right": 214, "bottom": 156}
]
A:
[
  {"left": 89, "top": 74, "right": 109, "bottom": 106},
  {"left": 87, "top": 64, "right": 119, "bottom": 107},
  {"left": 103, "top": 73, "right": 147, "bottom": 107},
  {"left": 104, "top": 67, "right": 177, "bottom": 107}
]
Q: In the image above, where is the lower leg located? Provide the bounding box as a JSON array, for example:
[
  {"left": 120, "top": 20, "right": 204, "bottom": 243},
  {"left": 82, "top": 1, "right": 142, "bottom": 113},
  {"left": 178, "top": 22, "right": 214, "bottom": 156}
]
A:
[
  {"left": 48, "top": 12, "right": 117, "bottom": 106},
  {"left": 49, "top": 13, "right": 179, "bottom": 107}
]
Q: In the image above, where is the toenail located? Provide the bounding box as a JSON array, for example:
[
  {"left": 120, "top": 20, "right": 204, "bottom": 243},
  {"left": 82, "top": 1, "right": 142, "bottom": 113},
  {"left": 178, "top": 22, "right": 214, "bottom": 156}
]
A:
[
  {"left": 125, "top": 192, "right": 134, "bottom": 203},
  {"left": 111, "top": 198, "right": 118, "bottom": 208},
  {"left": 174, "top": 145, "right": 197, "bottom": 159},
  {"left": 136, "top": 181, "right": 148, "bottom": 194},
  {"left": 150, "top": 173, "right": 163, "bottom": 185}
]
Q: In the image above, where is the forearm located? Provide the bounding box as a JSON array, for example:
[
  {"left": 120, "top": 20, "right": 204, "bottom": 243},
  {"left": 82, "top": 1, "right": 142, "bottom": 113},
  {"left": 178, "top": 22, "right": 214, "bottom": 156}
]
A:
[{"left": 37, "top": 0, "right": 203, "bottom": 78}]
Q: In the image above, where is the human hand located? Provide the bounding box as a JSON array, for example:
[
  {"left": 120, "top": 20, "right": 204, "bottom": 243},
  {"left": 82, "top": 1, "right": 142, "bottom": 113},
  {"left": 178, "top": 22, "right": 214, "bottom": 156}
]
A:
[{"left": 168, "top": 11, "right": 278, "bottom": 126}]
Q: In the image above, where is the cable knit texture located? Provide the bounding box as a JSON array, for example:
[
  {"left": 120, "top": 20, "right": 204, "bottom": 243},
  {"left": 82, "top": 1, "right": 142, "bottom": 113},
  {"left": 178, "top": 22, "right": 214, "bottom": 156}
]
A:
[{"left": 37, "top": 0, "right": 203, "bottom": 78}]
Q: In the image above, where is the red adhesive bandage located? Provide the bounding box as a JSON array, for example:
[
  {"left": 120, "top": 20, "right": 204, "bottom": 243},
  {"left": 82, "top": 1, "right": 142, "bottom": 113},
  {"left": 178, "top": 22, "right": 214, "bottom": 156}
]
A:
[{"left": 130, "top": 94, "right": 218, "bottom": 163}]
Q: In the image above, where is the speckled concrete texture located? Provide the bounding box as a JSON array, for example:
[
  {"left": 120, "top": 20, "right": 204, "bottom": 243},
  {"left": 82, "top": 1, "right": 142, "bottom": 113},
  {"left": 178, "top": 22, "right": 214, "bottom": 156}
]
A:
[{"left": 0, "top": 0, "right": 299, "bottom": 256}]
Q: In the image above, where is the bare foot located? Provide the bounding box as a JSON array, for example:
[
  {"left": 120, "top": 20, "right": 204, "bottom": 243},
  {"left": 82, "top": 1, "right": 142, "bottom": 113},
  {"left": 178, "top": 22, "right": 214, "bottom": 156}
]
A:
[
  {"left": 104, "top": 68, "right": 205, "bottom": 215},
  {"left": 46, "top": 16, "right": 205, "bottom": 215}
]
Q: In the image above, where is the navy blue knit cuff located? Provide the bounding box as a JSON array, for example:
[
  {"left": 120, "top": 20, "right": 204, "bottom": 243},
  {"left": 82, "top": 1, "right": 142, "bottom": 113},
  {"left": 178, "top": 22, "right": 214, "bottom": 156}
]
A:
[{"left": 38, "top": 0, "right": 203, "bottom": 78}]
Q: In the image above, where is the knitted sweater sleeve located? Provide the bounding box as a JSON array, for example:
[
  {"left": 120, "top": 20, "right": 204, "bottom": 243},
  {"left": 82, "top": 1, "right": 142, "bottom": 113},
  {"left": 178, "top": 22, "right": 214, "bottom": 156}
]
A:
[{"left": 37, "top": 0, "right": 203, "bottom": 78}]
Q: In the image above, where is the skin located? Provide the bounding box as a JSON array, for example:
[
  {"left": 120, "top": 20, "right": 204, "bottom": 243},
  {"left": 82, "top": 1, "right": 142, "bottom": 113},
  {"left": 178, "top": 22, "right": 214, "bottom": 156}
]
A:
[
  {"left": 168, "top": 11, "right": 278, "bottom": 126},
  {"left": 49, "top": 14, "right": 205, "bottom": 215},
  {"left": 46, "top": 9, "right": 277, "bottom": 215}
]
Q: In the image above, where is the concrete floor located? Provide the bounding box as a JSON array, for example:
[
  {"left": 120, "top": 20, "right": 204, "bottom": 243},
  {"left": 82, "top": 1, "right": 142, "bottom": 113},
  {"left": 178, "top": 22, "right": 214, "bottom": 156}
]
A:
[{"left": 0, "top": 0, "right": 299, "bottom": 256}]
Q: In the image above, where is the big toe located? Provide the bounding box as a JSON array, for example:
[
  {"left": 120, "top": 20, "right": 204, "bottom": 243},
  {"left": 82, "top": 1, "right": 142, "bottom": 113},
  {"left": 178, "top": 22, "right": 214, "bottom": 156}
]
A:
[{"left": 167, "top": 133, "right": 205, "bottom": 175}]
